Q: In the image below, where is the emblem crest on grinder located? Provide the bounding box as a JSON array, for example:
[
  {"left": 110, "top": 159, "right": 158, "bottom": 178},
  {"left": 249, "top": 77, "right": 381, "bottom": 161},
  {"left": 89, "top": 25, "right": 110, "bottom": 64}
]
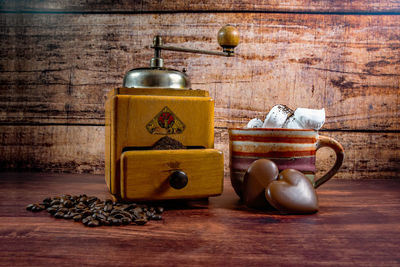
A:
[{"left": 146, "top": 106, "right": 185, "bottom": 135}]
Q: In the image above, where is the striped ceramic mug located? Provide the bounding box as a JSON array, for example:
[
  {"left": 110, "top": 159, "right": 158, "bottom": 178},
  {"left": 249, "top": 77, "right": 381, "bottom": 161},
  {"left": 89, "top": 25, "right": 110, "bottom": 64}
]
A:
[{"left": 229, "top": 128, "right": 344, "bottom": 198}]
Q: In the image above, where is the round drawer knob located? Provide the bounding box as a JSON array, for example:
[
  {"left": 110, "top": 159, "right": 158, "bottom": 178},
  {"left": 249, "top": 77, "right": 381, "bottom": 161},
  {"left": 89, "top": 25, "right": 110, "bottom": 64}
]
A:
[{"left": 169, "top": 171, "right": 188, "bottom": 190}]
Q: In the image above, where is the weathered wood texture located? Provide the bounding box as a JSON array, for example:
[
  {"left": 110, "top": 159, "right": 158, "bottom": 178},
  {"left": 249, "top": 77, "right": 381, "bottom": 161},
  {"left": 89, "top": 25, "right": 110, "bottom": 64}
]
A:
[
  {"left": 0, "top": 125, "right": 105, "bottom": 174},
  {"left": 0, "top": 6, "right": 399, "bottom": 176},
  {"left": 1, "top": 173, "right": 400, "bottom": 266},
  {"left": 0, "top": 126, "right": 398, "bottom": 179},
  {"left": 1, "top": 0, "right": 400, "bottom": 13},
  {"left": 0, "top": 13, "right": 399, "bottom": 130}
]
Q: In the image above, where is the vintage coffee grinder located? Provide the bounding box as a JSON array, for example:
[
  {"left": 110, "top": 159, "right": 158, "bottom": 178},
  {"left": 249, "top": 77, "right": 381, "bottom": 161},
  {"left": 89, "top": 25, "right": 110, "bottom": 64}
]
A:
[{"left": 105, "top": 25, "right": 239, "bottom": 201}]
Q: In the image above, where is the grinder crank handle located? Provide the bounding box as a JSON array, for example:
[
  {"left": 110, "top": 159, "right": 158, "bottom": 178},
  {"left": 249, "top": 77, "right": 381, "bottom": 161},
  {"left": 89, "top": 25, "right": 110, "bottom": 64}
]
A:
[{"left": 151, "top": 25, "right": 240, "bottom": 58}]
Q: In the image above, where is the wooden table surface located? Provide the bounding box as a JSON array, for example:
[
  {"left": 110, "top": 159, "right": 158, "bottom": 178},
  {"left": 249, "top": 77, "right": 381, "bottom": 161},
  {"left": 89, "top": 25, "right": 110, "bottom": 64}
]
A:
[{"left": 0, "top": 172, "right": 399, "bottom": 266}]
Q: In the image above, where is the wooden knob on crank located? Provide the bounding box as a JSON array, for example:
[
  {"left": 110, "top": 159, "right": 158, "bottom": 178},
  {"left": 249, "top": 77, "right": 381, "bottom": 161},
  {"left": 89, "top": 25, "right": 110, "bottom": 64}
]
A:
[
  {"left": 217, "top": 25, "right": 240, "bottom": 54},
  {"left": 169, "top": 170, "right": 188, "bottom": 190}
]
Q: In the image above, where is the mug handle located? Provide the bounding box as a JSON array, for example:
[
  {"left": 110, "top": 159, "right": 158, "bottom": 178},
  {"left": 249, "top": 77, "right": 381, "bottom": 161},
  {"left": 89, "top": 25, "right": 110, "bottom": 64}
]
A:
[{"left": 314, "top": 135, "right": 345, "bottom": 189}]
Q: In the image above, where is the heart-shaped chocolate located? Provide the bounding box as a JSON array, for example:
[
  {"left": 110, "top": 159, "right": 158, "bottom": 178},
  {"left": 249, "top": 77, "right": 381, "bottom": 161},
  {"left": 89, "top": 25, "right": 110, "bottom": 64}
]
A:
[
  {"left": 243, "top": 159, "right": 279, "bottom": 208},
  {"left": 265, "top": 169, "right": 318, "bottom": 214}
]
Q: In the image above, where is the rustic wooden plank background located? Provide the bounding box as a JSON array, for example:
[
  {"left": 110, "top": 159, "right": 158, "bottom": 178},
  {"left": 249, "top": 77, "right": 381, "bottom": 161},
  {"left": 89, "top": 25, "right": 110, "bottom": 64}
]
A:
[
  {"left": 0, "top": 1, "right": 399, "bottom": 179},
  {"left": 2, "top": 0, "right": 400, "bottom": 13}
]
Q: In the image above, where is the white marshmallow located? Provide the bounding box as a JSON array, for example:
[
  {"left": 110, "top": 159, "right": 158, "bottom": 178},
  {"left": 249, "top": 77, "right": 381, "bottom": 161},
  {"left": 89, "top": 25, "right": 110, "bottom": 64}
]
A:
[
  {"left": 262, "top": 104, "right": 294, "bottom": 128},
  {"left": 245, "top": 118, "right": 264, "bottom": 128},
  {"left": 282, "top": 116, "right": 304, "bottom": 129},
  {"left": 292, "top": 108, "right": 325, "bottom": 130},
  {"left": 244, "top": 106, "right": 326, "bottom": 130}
]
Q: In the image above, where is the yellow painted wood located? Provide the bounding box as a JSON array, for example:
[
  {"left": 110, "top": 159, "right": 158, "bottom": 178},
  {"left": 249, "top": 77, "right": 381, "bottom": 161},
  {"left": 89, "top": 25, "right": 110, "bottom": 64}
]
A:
[
  {"left": 105, "top": 89, "right": 120, "bottom": 193},
  {"left": 120, "top": 149, "right": 224, "bottom": 201},
  {"left": 104, "top": 90, "right": 112, "bottom": 190},
  {"left": 105, "top": 88, "right": 216, "bottom": 196},
  {"left": 114, "top": 95, "right": 214, "bottom": 147}
]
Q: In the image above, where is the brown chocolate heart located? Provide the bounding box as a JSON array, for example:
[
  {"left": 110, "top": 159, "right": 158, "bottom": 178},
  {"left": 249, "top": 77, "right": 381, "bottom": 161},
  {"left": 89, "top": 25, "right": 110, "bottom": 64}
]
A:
[
  {"left": 265, "top": 169, "right": 318, "bottom": 214},
  {"left": 243, "top": 159, "right": 279, "bottom": 208}
]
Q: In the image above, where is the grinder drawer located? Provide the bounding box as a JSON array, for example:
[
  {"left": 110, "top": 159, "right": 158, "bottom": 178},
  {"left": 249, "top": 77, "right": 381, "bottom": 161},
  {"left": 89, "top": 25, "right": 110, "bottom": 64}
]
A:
[{"left": 120, "top": 149, "right": 224, "bottom": 201}]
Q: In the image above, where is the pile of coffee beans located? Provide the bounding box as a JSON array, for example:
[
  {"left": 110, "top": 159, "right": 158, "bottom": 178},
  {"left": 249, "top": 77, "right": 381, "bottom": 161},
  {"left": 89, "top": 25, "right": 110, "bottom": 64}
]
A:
[
  {"left": 26, "top": 195, "right": 164, "bottom": 227},
  {"left": 152, "top": 136, "right": 186, "bottom": 150}
]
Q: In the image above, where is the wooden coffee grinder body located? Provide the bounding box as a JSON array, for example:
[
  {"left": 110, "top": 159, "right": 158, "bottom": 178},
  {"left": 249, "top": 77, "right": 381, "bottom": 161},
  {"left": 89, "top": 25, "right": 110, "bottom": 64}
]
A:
[{"left": 105, "top": 88, "right": 224, "bottom": 201}]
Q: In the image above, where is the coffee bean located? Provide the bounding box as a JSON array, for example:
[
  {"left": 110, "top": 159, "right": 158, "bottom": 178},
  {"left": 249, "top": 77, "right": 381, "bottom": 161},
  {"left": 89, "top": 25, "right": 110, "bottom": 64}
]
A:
[
  {"left": 151, "top": 215, "right": 162, "bottom": 221},
  {"left": 69, "top": 211, "right": 79, "bottom": 217},
  {"left": 110, "top": 209, "right": 121, "bottom": 215},
  {"left": 88, "top": 197, "right": 98, "bottom": 204},
  {"left": 82, "top": 216, "right": 93, "bottom": 225},
  {"left": 121, "top": 217, "right": 131, "bottom": 225},
  {"left": 32, "top": 206, "right": 40, "bottom": 212},
  {"left": 54, "top": 212, "right": 64, "bottom": 218},
  {"left": 95, "top": 211, "right": 107, "bottom": 218},
  {"left": 87, "top": 220, "right": 100, "bottom": 227},
  {"left": 43, "top": 203, "right": 52, "bottom": 209},
  {"left": 111, "top": 206, "right": 122, "bottom": 212},
  {"left": 26, "top": 195, "right": 164, "bottom": 227},
  {"left": 93, "top": 213, "right": 106, "bottom": 221},
  {"left": 131, "top": 207, "right": 143, "bottom": 218},
  {"left": 94, "top": 203, "right": 105, "bottom": 209},
  {"left": 50, "top": 200, "right": 60, "bottom": 206},
  {"left": 75, "top": 204, "right": 86, "bottom": 210},
  {"left": 58, "top": 208, "right": 69, "bottom": 214},
  {"left": 134, "top": 218, "right": 148, "bottom": 225},
  {"left": 51, "top": 204, "right": 60, "bottom": 210},
  {"left": 63, "top": 200, "right": 73, "bottom": 208},
  {"left": 103, "top": 219, "right": 112, "bottom": 226},
  {"left": 115, "top": 210, "right": 132, "bottom": 219},
  {"left": 125, "top": 213, "right": 133, "bottom": 220},
  {"left": 63, "top": 213, "right": 73, "bottom": 219},
  {"left": 156, "top": 207, "right": 164, "bottom": 214},
  {"left": 146, "top": 211, "right": 155, "bottom": 218},
  {"left": 103, "top": 204, "right": 113, "bottom": 212},
  {"left": 43, "top": 197, "right": 52, "bottom": 203},
  {"left": 112, "top": 218, "right": 121, "bottom": 226},
  {"left": 28, "top": 204, "right": 45, "bottom": 212},
  {"left": 47, "top": 207, "right": 57, "bottom": 215},
  {"left": 73, "top": 214, "right": 82, "bottom": 222},
  {"left": 98, "top": 213, "right": 107, "bottom": 221},
  {"left": 112, "top": 213, "right": 124, "bottom": 219},
  {"left": 139, "top": 212, "right": 148, "bottom": 220},
  {"left": 81, "top": 211, "right": 92, "bottom": 218},
  {"left": 119, "top": 204, "right": 129, "bottom": 211},
  {"left": 124, "top": 204, "right": 137, "bottom": 211}
]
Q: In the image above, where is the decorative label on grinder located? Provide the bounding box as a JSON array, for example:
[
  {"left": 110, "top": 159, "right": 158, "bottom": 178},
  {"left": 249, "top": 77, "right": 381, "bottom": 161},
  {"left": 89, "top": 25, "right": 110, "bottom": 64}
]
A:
[{"left": 146, "top": 106, "right": 185, "bottom": 135}]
